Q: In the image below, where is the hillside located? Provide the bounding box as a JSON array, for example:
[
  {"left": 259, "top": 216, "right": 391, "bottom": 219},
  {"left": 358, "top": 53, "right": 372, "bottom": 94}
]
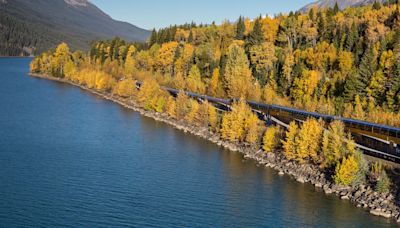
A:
[
  {"left": 0, "top": 0, "right": 150, "bottom": 56},
  {"left": 300, "top": 0, "right": 387, "bottom": 11}
]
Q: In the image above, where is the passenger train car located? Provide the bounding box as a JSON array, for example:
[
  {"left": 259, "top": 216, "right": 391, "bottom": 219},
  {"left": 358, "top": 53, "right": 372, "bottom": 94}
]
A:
[{"left": 135, "top": 81, "right": 400, "bottom": 162}]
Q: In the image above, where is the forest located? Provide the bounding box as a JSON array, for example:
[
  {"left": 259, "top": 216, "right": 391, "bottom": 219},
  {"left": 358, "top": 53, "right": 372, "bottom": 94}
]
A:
[
  {"left": 29, "top": 1, "right": 400, "bottom": 191},
  {"left": 79, "top": 0, "right": 400, "bottom": 127}
]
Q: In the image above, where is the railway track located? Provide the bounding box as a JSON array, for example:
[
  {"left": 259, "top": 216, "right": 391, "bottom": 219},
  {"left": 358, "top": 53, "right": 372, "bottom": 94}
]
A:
[{"left": 135, "top": 81, "right": 400, "bottom": 163}]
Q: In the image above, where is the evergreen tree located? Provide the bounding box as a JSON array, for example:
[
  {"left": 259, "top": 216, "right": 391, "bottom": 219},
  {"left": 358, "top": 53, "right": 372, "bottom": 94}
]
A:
[
  {"left": 343, "top": 70, "right": 365, "bottom": 102},
  {"left": 358, "top": 47, "right": 376, "bottom": 95},
  {"left": 333, "top": 2, "right": 340, "bottom": 14},
  {"left": 188, "top": 30, "right": 194, "bottom": 43},
  {"left": 245, "top": 17, "right": 264, "bottom": 49},
  {"left": 345, "top": 22, "right": 359, "bottom": 52},
  {"left": 149, "top": 29, "right": 158, "bottom": 46},
  {"left": 372, "top": 1, "right": 382, "bottom": 10},
  {"left": 236, "top": 16, "right": 246, "bottom": 40}
]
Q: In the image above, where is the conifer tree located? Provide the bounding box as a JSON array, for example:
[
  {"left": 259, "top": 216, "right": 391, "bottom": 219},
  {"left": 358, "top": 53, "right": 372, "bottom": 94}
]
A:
[
  {"left": 245, "top": 17, "right": 265, "bottom": 48},
  {"left": 236, "top": 16, "right": 246, "bottom": 40},
  {"left": 333, "top": 2, "right": 340, "bottom": 14}
]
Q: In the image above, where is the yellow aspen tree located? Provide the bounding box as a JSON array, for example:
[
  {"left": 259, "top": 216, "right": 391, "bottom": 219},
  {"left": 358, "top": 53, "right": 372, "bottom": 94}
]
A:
[
  {"left": 248, "top": 82, "right": 262, "bottom": 102},
  {"left": 137, "top": 78, "right": 161, "bottom": 106},
  {"left": 51, "top": 43, "right": 71, "bottom": 78},
  {"left": 174, "top": 72, "right": 186, "bottom": 90},
  {"left": 197, "top": 101, "right": 210, "bottom": 127},
  {"left": 208, "top": 104, "right": 218, "bottom": 131},
  {"left": 124, "top": 45, "right": 137, "bottom": 78},
  {"left": 174, "top": 43, "right": 194, "bottom": 76},
  {"left": 282, "top": 122, "right": 298, "bottom": 161},
  {"left": 321, "top": 121, "right": 349, "bottom": 168},
  {"left": 352, "top": 95, "right": 366, "bottom": 120},
  {"left": 224, "top": 43, "right": 253, "bottom": 99},
  {"left": 113, "top": 79, "right": 136, "bottom": 98},
  {"left": 262, "top": 83, "right": 278, "bottom": 104},
  {"left": 155, "top": 96, "right": 166, "bottom": 113},
  {"left": 244, "top": 114, "right": 260, "bottom": 144},
  {"left": 334, "top": 155, "right": 359, "bottom": 186},
  {"left": 186, "top": 99, "right": 200, "bottom": 124},
  {"left": 95, "top": 71, "right": 114, "bottom": 91},
  {"left": 221, "top": 112, "right": 237, "bottom": 141},
  {"left": 208, "top": 68, "right": 220, "bottom": 97},
  {"left": 64, "top": 60, "right": 77, "bottom": 81},
  {"left": 154, "top": 41, "right": 178, "bottom": 75},
  {"left": 296, "top": 119, "right": 323, "bottom": 164},
  {"left": 263, "top": 126, "right": 279, "bottom": 153},
  {"left": 186, "top": 65, "right": 206, "bottom": 94},
  {"left": 338, "top": 51, "right": 353, "bottom": 75},
  {"left": 221, "top": 99, "right": 250, "bottom": 142},
  {"left": 30, "top": 58, "right": 41, "bottom": 73},
  {"left": 166, "top": 96, "right": 177, "bottom": 118},
  {"left": 175, "top": 91, "right": 191, "bottom": 120}
]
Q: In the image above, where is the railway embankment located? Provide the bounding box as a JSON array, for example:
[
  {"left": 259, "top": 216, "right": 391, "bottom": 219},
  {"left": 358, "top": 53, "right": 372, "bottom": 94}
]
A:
[{"left": 30, "top": 73, "right": 400, "bottom": 223}]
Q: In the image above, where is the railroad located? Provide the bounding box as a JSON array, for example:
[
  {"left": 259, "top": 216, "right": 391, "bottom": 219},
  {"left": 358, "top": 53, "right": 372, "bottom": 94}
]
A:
[{"left": 135, "top": 81, "right": 400, "bottom": 163}]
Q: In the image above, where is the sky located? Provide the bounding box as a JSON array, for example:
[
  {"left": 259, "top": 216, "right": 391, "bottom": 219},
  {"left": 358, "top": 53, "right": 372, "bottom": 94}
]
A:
[{"left": 91, "top": 0, "right": 314, "bottom": 30}]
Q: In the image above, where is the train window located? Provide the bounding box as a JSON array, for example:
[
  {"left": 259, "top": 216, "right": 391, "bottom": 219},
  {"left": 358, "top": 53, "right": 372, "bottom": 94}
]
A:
[{"left": 397, "top": 145, "right": 400, "bottom": 154}]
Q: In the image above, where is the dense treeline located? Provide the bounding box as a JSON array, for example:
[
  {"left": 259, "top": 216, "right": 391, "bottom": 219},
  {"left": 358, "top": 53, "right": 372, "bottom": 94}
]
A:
[
  {"left": 0, "top": 13, "right": 56, "bottom": 56},
  {"left": 84, "top": 1, "right": 400, "bottom": 127},
  {"left": 30, "top": 1, "right": 398, "bottom": 191},
  {"left": 31, "top": 41, "right": 392, "bottom": 192}
]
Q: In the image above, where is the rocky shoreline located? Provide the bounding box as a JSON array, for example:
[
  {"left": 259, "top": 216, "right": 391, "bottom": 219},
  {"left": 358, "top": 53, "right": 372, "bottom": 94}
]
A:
[{"left": 30, "top": 73, "right": 400, "bottom": 222}]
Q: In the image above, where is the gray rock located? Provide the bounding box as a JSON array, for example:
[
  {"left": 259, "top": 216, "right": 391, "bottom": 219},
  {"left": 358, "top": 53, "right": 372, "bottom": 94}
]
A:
[
  {"left": 296, "top": 177, "right": 305, "bottom": 183},
  {"left": 324, "top": 188, "right": 333, "bottom": 194},
  {"left": 341, "top": 195, "right": 350, "bottom": 200}
]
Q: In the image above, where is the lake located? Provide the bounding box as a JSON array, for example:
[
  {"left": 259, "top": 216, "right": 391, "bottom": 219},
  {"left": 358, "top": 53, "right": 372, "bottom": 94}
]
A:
[{"left": 0, "top": 58, "right": 396, "bottom": 227}]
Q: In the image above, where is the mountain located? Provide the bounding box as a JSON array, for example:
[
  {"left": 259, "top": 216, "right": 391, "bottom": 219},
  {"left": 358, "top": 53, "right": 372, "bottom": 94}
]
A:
[
  {"left": 300, "top": 0, "right": 386, "bottom": 11},
  {"left": 0, "top": 0, "right": 150, "bottom": 56}
]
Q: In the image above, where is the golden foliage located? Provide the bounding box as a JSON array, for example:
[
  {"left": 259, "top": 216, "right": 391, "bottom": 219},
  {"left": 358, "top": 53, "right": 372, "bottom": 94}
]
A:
[
  {"left": 334, "top": 155, "right": 359, "bottom": 186},
  {"left": 282, "top": 122, "right": 299, "bottom": 161},
  {"left": 221, "top": 99, "right": 260, "bottom": 143},
  {"left": 263, "top": 126, "right": 280, "bottom": 153},
  {"left": 175, "top": 91, "right": 191, "bottom": 120},
  {"left": 113, "top": 79, "right": 136, "bottom": 98},
  {"left": 224, "top": 44, "right": 253, "bottom": 99},
  {"left": 186, "top": 65, "right": 206, "bottom": 94}
]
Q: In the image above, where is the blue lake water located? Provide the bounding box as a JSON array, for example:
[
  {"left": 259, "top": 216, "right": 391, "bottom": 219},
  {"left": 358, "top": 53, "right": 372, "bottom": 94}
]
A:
[{"left": 0, "top": 58, "right": 396, "bottom": 227}]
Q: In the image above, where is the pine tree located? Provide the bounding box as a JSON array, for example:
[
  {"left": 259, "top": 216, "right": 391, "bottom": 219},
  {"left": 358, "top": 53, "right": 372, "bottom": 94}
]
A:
[
  {"left": 149, "top": 29, "right": 158, "bottom": 46},
  {"left": 245, "top": 17, "right": 265, "bottom": 48},
  {"left": 236, "top": 16, "right": 246, "bottom": 40},
  {"left": 372, "top": 1, "right": 382, "bottom": 10},
  {"left": 188, "top": 30, "right": 194, "bottom": 43},
  {"left": 345, "top": 22, "right": 359, "bottom": 52},
  {"left": 358, "top": 47, "right": 376, "bottom": 96},
  {"left": 333, "top": 2, "right": 340, "bottom": 14}
]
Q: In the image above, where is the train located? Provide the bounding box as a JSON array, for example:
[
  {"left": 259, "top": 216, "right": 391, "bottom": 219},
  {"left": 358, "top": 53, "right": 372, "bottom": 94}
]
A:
[{"left": 135, "top": 81, "right": 400, "bottom": 162}]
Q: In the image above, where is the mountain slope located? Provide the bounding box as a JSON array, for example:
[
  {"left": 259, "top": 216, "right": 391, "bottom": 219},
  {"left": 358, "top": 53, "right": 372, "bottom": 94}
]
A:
[
  {"left": 301, "top": 0, "right": 386, "bottom": 11},
  {"left": 0, "top": 0, "right": 150, "bottom": 56}
]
